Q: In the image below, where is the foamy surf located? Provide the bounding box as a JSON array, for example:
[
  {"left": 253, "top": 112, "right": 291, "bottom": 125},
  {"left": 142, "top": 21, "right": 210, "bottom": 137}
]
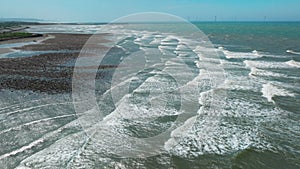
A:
[
  {"left": 0, "top": 138, "right": 44, "bottom": 160},
  {"left": 164, "top": 88, "right": 277, "bottom": 157},
  {"left": 249, "top": 67, "right": 288, "bottom": 78},
  {"left": 244, "top": 60, "right": 297, "bottom": 69},
  {"left": 262, "top": 83, "right": 295, "bottom": 104},
  {"left": 2, "top": 20, "right": 300, "bottom": 168},
  {"left": 285, "top": 60, "right": 300, "bottom": 68},
  {"left": 221, "top": 48, "right": 262, "bottom": 59},
  {"left": 286, "top": 50, "right": 300, "bottom": 55}
]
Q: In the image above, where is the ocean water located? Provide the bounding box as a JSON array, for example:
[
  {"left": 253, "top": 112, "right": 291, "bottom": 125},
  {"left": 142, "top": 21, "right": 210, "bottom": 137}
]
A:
[{"left": 0, "top": 22, "right": 299, "bottom": 169}]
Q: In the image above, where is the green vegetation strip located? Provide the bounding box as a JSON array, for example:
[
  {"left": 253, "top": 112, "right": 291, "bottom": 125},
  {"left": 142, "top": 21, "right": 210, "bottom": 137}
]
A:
[{"left": 0, "top": 32, "right": 33, "bottom": 39}]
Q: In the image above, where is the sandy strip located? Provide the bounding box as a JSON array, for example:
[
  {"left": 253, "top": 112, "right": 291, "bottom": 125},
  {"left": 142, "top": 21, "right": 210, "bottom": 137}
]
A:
[
  {"left": 0, "top": 35, "right": 48, "bottom": 45},
  {"left": 0, "top": 48, "right": 12, "bottom": 55},
  {"left": 0, "top": 35, "right": 55, "bottom": 56}
]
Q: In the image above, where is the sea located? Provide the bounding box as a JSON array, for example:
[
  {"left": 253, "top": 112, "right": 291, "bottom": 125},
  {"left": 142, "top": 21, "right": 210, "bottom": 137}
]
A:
[{"left": 0, "top": 22, "right": 299, "bottom": 169}]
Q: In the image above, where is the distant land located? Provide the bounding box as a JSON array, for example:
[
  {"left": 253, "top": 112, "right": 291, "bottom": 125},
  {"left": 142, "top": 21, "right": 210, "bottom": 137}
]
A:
[
  {"left": 0, "top": 18, "right": 46, "bottom": 22},
  {"left": 1, "top": 17, "right": 299, "bottom": 24}
]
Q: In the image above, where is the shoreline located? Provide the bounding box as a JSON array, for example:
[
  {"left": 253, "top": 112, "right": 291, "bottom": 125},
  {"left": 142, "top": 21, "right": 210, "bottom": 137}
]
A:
[
  {"left": 0, "top": 33, "right": 110, "bottom": 93},
  {"left": 0, "top": 33, "right": 55, "bottom": 45},
  {"left": 0, "top": 34, "right": 52, "bottom": 53},
  {"left": 0, "top": 48, "right": 12, "bottom": 55}
]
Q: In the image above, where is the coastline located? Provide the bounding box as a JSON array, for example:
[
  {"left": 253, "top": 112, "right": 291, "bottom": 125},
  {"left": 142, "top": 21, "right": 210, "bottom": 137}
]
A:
[
  {"left": 0, "top": 48, "right": 12, "bottom": 55},
  {"left": 0, "top": 34, "right": 50, "bottom": 56},
  {"left": 0, "top": 33, "right": 110, "bottom": 93},
  {"left": 0, "top": 34, "right": 48, "bottom": 45}
]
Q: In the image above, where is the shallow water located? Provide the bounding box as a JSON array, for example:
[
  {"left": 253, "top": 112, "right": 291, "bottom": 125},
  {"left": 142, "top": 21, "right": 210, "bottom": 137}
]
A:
[
  {"left": 0, "top": 49, "right": 80, "bottom": 58},
  {"left": 0, "top": 41, "right": 37, "bottom": 49}
]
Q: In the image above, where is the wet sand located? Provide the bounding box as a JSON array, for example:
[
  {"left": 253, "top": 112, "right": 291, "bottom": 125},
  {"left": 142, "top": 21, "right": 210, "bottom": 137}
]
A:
[
  {"left": 0, "top": 35, "right": 50, "bottom": 55},
  {"left": 0, "top": 48, "right": 12, "bottom": 55},
  {"left": 0, "top": 34, "right": 47, "bottom": 45},
  {"left": 0, "top": 33, "right": 111, "bottom": 93}
]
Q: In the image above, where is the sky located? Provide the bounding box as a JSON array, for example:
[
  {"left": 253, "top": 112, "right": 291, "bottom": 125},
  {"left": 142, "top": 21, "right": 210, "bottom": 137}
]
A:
[{"left": 1, "top": 0, "right": 300, "bottom": 22}]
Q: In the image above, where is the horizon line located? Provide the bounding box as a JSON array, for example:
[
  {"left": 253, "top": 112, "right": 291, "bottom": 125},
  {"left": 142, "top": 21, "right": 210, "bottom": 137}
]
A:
[
  {"left": 1, "top": 17, "right": 300, "bottom": 24},
  {"left": 2, "top": 21, "right": 300, "bottom": 25},
  {"left": 1, "top": 19, "right": 300, "bottom": 25}
]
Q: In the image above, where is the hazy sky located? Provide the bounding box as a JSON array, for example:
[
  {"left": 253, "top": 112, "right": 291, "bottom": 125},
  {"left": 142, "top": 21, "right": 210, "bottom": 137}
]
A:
[{"left": 1, "top": 0, "right": 299, "bottom": 22}]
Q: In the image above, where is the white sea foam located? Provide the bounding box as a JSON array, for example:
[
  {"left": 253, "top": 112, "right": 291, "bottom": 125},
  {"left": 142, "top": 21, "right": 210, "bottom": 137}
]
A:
[
  {"left": 175, "top": 44, "right": 189, "bottom": 51},
  {"left": 286, "top": 50, "right": 300, "bottom": 55},
  {"left": 133, "top": 33, "right": 154, "bottom": 46},
  {"left": 105, "top": 71, "right": 183, "bottom": 121},
  {"left": 262, "top": 83, "right": 295, "bottom": 103},
  {"left": 164, "top": 60, "right": 183, "bottom": 66},
  {"left": 244, "top": 60, "right": 295, "bottom": 69},
  {"left": 220, "top": 77, "right": 261, "bottom": 92},
  {"left": 218, "top": 46, "right": 224, "bottom": 50},
  {"left": 220, "top": 59, "right": 247, "bottom": 69},
  {"left": 150, "top": 38, "right": 162, "bottom": 45},
  {"left": 158, "top": 45, "right": 177, "bottom": 56},
  {"left": 164, "top": 89, "right": 278, "bottom": 157},
  {"left": 285, "top": 60, "right": 300, "bottom": 68},
  {"left": 27, "top": 25, "right": 103, "bottom": 34},
  {"left": 0, "top": 138, "right": 44, "bottom": 160},
  {"left": 16, "top": 126, "right": 87, "bottom": 169},
  {"left": 170, "top": 80, "right": 287, "bottom": 157},
  {"left": 193, "top": 45, "right": 218, "bottom": 54},
  {"left": 161, "top": 35, "right": 179, "bottom": 42},
  {"left": 249, "top": 67, "right": 288, "bottom": 78},
  {"left": 223, "top": 49, "right": 262, "bottom": 59},
  {"left": 0, "top": 114, "right": 75, "bottom": 135},
  {"left": 10, "top": 22, "right": 296, "bottom": 166},
  {"left": 160, "top": 36, "right": 179, "bottom": 46}
]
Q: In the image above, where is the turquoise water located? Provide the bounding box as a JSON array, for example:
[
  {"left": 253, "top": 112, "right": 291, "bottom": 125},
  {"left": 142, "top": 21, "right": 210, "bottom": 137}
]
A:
[
  {"left": 194, "top": 22, "right": 300, "bottom": 169},
  {"left": 0, "top": 22, "right": 299, "bottom": 169},
  {"left": 197, "top": 22, "right": 300, "bottom": 55}
]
